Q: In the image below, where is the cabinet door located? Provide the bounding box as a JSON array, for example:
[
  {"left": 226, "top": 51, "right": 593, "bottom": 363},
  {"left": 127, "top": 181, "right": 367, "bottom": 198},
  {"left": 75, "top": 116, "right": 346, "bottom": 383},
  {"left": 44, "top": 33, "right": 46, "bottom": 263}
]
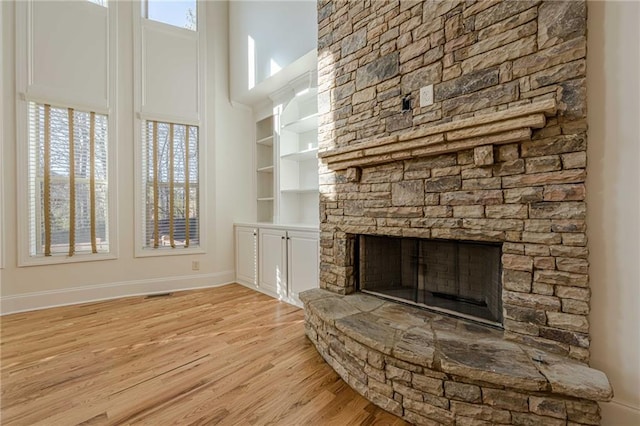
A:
[
  {"left": 287, "top": 230, "right": 319, "bottom": 303},
  {"left": 259, "top": 228, "right": 287, "bottom": 297},
  {"left": 235, "top": 226, "right": 257, "bottom": 287}
]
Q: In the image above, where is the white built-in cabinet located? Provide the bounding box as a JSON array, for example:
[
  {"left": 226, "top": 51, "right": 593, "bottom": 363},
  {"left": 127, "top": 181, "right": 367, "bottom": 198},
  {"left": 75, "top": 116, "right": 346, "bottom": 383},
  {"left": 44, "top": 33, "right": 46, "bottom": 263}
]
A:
[
  {"left": 286, "top": 230, "right": 320, "bottom": 302},
  {"left": 258, "top": 228, "right": 286, "bottom": 296},
  {"left": 235, "top": 224, "right": 318, "bottom": 307}
]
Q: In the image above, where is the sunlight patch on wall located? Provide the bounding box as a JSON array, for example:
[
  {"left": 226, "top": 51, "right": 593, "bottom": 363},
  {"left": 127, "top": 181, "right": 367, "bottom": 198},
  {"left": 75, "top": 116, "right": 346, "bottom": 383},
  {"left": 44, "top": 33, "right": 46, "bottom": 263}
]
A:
[
  {"left": 269, "top": 58, "right": 282, "bottom": 77},
  {"left": 248, "top": 35, "right": 255, "bottom": 90}
]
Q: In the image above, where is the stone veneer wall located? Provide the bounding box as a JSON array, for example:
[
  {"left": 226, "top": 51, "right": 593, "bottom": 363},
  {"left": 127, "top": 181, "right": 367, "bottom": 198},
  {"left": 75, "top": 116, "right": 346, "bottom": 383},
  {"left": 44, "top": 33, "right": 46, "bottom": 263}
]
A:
[{"left": 317, "top": 0, "right": 591, "bottom": 361}]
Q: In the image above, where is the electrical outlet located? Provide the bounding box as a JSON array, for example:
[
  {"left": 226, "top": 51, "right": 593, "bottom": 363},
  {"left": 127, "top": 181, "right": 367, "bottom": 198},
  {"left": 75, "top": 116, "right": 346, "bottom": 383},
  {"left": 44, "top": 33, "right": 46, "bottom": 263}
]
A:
[
  {"left": 420, "top": 84, "right": 434, "bottom": 107},
  {"left": 192, "top": 260, "right": 200, "bottom": 271}
]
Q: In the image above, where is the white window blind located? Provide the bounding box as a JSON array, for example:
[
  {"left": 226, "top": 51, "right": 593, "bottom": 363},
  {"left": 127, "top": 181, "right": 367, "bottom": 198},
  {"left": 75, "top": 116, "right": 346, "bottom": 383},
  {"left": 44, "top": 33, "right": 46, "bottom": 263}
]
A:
[
  {"left": 142, "top": 120, "right": 199, "bottom": 249},
  {"left": 28, "top": 102, "right": 110, "bottom": 257}
]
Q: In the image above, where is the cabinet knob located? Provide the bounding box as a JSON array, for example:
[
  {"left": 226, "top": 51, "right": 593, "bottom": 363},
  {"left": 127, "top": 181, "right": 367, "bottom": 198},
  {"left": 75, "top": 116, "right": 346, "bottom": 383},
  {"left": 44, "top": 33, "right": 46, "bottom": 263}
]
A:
[{"left": 281, "top": 236, "right": 285, "bottom": 240}]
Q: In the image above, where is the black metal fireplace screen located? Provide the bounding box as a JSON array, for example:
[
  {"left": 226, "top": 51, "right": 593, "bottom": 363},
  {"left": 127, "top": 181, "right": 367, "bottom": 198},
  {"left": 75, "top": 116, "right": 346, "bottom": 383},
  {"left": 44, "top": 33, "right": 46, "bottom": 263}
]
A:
[{"left": 358, "top": 235, "right": 502, "bottom": 325}]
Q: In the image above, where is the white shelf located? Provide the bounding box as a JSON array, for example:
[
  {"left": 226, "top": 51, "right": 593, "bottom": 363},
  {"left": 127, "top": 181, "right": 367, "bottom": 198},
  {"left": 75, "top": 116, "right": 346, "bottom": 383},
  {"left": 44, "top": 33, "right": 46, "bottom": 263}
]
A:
[
  {"left": 278, "top": 83, "right": 319, "bottom": 226},
  {"left": 256, "top": 113, "right": 275, "bottom": 224},
  {"left": 257, "top": 135, "right": 274, "bottom": 146},
  {"left": 282, "top": 113, "right": 318, "bottom": 133},
  {"left": 281, "top": 188, "right": 319, "bottom": 194},
  {"left": 281, "top": 147, "right": 318, "bottom": 161}
]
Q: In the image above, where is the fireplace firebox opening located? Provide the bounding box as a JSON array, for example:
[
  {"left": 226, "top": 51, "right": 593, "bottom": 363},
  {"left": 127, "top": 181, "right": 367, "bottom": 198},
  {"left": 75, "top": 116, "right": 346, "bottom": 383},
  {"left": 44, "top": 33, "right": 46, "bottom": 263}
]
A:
[{"left": 357, "top": 235, "right": 502, "bottom": 326}]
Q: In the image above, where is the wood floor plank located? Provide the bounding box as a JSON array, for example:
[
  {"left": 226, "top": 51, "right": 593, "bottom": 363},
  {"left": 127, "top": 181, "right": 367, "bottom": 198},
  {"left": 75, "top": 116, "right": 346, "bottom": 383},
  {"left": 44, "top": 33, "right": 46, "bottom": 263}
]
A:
[{"left": 1, "top": 284, "right": 407, "bottom": 425}]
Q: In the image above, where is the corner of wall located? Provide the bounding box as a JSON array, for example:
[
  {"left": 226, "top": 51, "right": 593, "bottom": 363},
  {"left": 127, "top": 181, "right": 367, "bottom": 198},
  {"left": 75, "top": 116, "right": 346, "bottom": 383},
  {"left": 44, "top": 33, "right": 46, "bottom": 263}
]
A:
[{"left": 586, "top": 1, "right": 640, "bottom": 424}]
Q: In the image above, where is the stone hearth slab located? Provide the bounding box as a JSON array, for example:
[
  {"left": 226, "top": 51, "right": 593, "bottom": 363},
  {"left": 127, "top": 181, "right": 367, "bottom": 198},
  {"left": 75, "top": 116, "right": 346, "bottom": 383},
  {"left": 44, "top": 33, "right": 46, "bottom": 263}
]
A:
[
  {"left": 436, "top": 329, "right": 548, "bottom": 391},
  {"left": 342, "top": 293, "right": 387, "bottom": 312},
  {"left": 304, "top": 295, "right": 360, "bottom": 326},
  {"left": 392, "top": 327, "right": 436, "bottom": 368},
  {"left": 523, "top": 347, "right": 614, "bottom": 401},
  {"left": 335, "top": 312, "right": 401, "bottom": 355},
  {"left": 301, "top": 288, "right": 613, "bottom": 402},
  {"left": 371, "top": 302, "right": 434, "bottom": 329}
]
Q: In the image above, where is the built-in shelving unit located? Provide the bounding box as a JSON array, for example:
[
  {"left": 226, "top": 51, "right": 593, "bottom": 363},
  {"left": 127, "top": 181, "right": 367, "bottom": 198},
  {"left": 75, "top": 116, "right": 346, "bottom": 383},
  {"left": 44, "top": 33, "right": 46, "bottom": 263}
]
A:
[
  {"left": 279, "top": 87, "right": 319, "bottom": 226},
  {"left": 256, "top": 135, "right": 274, "bottom": 146},
  {"left": 235, "top": 65, "right": 320, "bottom": 309},
  {"left": 280, "top": 147, "right": 318, "bottom": 162},
  {"left": 256, "top": 115, "right": 275, "bottom": 223},
  {"left": 281, "top": 113, "right": 318, "bottom": 133},
  {"left": 280, "top": 188, "right": 318, "bottom": 195}
]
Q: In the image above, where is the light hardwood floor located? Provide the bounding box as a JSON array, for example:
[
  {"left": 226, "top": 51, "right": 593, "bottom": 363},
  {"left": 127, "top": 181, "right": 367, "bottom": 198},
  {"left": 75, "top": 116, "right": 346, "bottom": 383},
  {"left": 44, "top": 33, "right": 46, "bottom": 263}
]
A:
[{"left": 1, "top": 284, "right": 407, "bottom": 425}]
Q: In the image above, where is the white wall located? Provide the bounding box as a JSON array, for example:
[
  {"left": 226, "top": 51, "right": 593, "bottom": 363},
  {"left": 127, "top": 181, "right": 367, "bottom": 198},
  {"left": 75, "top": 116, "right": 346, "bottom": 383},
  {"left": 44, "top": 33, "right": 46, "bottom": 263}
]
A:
[
  {"left": 0, "top": 0, "right": 4, "bottom": 276},
  {"left": 229, "top": 0, "right": 317, "bottom": 102},
  {"left": 210, "top": 2, "right": 256, "bottom": 265},
  {"left": 0, "top": 1, "right": 254, "bottom": 311},
  {"left": 587, "top": 1, "right": 640, "bottom": 424}
]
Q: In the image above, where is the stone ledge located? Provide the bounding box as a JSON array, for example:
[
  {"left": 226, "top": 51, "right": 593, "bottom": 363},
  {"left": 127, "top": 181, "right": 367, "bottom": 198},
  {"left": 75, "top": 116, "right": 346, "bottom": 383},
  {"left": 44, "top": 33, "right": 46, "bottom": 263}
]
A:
[
  {"left": 300, "top": 288, "right": 612, "bottom": 403},
  {"left": 319, "top": 99, "right": 557, "bottom": 171}
]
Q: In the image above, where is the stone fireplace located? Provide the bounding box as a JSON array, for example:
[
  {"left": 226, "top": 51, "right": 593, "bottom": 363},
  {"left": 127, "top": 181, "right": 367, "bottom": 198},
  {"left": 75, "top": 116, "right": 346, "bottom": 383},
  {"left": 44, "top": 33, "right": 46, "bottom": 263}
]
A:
[
  {"left": 359, "top": 235, "right": 503, "bottom": 325},
  {"left": 301, "top": 1, "right": 613, "bottom": 425}
]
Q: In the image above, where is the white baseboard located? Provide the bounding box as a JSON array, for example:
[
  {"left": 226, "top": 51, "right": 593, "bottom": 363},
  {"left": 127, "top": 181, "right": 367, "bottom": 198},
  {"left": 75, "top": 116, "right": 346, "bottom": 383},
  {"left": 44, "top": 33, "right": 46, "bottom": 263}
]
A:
[
  {"left": 234, "top": 280, "right": 303, "bottom": 309},
  {"left": 235, "top": 279, "right": 279, "bottom": 300},
  {"left": 0, "top": 270, "right": 234, "bottom": 315}
]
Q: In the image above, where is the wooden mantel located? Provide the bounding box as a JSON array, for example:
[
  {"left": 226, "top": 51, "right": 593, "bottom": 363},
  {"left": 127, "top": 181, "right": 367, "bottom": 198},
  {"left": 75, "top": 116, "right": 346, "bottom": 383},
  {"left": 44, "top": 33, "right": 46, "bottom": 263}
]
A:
[{"left": 319, "top": 99, "right": 558, "bottom": 170}]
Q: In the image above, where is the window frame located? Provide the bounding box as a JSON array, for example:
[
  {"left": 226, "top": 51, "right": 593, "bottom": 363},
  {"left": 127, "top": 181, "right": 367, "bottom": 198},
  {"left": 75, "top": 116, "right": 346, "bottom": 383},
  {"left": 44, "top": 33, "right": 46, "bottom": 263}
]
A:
[
  {"left": 15, "top": 0, "right": 119, "bottom": 267},
  {"left": 133, "top": 0, "right": 207, "bottom": 258}
]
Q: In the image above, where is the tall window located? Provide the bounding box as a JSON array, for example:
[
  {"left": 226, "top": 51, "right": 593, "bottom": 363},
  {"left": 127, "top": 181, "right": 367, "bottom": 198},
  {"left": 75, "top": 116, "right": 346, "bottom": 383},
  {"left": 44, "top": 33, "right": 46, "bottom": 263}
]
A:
[
  {"left": 142, "top": 121, "right": 199, "bottom": 249},
  {"left": 135, "top": 0, "right": 204, "bottom": 256},
  {"left": 27, "top": 103, "right": 109, "bottom": 257},
  {"left": 145, "top": 0, "right": 196, "bottom": 31},
  {"left": 17, "top": 0, "right": 116, "bottom": 265}
]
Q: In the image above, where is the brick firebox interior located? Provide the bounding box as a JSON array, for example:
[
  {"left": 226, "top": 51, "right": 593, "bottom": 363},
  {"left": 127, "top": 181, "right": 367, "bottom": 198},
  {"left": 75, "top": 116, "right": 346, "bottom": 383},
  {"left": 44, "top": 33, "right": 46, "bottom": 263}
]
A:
[{"left": 301, "top": 1, "right": 614, "bottom": 425}]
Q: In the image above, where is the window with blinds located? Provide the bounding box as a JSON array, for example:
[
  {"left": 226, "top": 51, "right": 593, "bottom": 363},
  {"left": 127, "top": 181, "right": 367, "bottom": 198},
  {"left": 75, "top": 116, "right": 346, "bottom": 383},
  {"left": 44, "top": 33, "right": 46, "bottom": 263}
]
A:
[
  {"left": 142, "top": 120, "right": 199, "bottom": 250},
  {"left": 27, "top": 102, "right": 110, "bottom": 257}
]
